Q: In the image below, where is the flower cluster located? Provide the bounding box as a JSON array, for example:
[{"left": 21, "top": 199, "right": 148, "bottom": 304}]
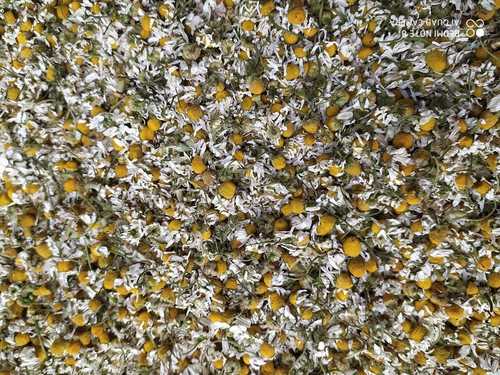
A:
[{"left": 0, "top": 0, "right": 499, "bottom": 374}]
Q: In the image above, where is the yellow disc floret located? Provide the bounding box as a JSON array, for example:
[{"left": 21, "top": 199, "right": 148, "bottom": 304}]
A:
[{"left": 342, "top": 236, "right": 361, "bottom": 257}]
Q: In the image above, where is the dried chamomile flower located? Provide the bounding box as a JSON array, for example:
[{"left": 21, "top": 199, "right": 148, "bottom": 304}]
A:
[{"left": 0, "top": 1, "right": 497, "bottom": 374}]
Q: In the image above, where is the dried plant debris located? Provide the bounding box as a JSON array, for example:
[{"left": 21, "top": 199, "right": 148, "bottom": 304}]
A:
[{"left": 0, "top": 0, "right": 499, "bottom": 374}]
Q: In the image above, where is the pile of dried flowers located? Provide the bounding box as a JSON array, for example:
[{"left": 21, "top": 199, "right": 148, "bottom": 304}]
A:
[{"left": 0, "top": 0, "right": 499, "bottom": 374}]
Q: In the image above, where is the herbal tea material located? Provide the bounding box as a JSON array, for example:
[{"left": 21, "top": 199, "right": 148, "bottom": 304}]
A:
[{"left": 0, "top": 1, "right": 499, "bottom": 374}]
